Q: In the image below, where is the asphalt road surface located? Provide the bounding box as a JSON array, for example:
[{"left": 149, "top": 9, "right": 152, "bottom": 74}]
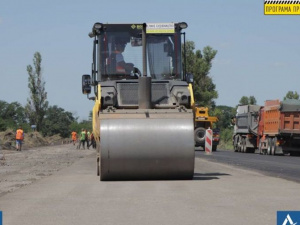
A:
[
  {"left": 1, "top": 146, "right": 300, "bottom": 225},
  {"left": 196, "top": 149, "right": 300, "bottom": 183}
]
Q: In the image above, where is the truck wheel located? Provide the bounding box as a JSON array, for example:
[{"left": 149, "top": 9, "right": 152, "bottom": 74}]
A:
[
  {"left": 267, "top": 138, "right": 272, "bottom": 155},
  {"left": 234, "top": 144, "right": 238, "bottom": 152},
  {"left": 234, "top": 136, "right": 239, "bottom": 152},
  {"left": 233, "top": 136, "right": 238, "bottom": 152},
  {"left": 261, "top": 139, "right": 268, "bottom": 155},
  {"left": 234, "top": 145, "right": 239, "bottom": 152},
  {"left": 258, "top": 140, "right": 262, "bottom": 154},
  {"left": 194, "top": 127, "right": 206, "bottom": 146},
  {"left": 240, "top": 139, "right": 244, "bottom": 152},
  {"left": 241, "top": 138, "right": 246, "bottom": 153},
  {"left": 290, "top": 152, "right": 300, "bottom": 156},
  {"left": 212, "top": 145, "right": 217, "bottom": 152},
  {"left": 244, "top": 141, "right": 249, "bottom": 153},
  {"left": 237, "top": 136, "right": 242, "bottom": 152},
  {"left": 271, "top": 137, "right": 277, "bottom": 155},
  {"left": 251, "top": 148, "right": 256, "bottom": 153}
]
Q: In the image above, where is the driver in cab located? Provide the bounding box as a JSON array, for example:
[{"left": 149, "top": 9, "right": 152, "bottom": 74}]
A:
[{"left": 113, "top": 40, "right": 134, "bottom": 74}]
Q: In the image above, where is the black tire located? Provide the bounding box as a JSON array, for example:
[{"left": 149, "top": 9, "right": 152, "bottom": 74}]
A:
[
  {"left": 260, "top": 138, "right": 268, "bottom": 155},
  {"left": 194, "top": 127, "right": 206, "bottom": 146},
  {"left": 248, "top": 148, "right": 255, "bottom": 154},
  {"left": 234, "top": 145, "right": 238, "bottom": 152},
  {"left": 233, "top": 136, "right": 239, "bottom": 152},
  {"left": 258, "top": 139, "right": 262, "bottom": 154},
  {"left": 244, "top": 141, "right": 249, "bottom": 153},
  {"left": 241, "top": 138, "right": 246, "bottom": 153},
  {"left": 267, "top": 138, "right": 272, "bottom": 155},
  {"left": 271, "top": 137, "right": 277, "bottom": 155},
  {"left": 212, "top": 145, "right": 217, "bottom": 152},
  {"left": 237, "top": 136, "right": 242, "bottom": 152},
  {"left": 290, "top": 152, "right": 300, "bottom": 156}
]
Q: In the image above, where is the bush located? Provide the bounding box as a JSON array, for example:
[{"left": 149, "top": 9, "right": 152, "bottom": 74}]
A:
[{"left": 218, "top": 127, "right": 233, "bottom": 150}]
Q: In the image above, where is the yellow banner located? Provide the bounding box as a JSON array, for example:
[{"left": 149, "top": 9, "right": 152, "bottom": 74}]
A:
[{"left": 265, "top": 4, "right": 300, "bottom": 15}]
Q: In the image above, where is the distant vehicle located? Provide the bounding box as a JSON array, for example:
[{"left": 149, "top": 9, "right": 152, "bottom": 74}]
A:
[
  {"left": 232, "top": 105, "right": 261, "bottom": 153},
  {"left": 257, "top": 99, "right": 300, "bottom": 156},
  {"left": 233, "top": 99, "right": 300, "bottom": 156},
  {"left": 194, "top": 107, "right": 220, "bottom": 151}
]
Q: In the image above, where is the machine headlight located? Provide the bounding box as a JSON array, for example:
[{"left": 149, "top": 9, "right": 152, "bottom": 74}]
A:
[{"left": 178, "top": 22, "right": 188, "bottom": 29}]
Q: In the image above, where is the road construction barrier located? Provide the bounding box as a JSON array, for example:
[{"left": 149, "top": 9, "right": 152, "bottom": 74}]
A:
[{"left": 205, "top": 128, "right": 213, "bottom": 154}]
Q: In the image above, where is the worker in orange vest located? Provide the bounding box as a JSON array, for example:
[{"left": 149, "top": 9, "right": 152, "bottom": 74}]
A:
[
  {"left": 15, "top": 126, "right": 24, "bottom": 151},
  {"left": 71, "top": 131, "right": 77, "bottom": 146}
]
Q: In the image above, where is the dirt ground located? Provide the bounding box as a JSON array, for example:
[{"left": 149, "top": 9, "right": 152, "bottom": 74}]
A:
[
  {"left": 0, "top": 129, "right": 70, "bottom": 151},
  {"left": 0, "top": 143, "right": 94, "bottom": 197}
]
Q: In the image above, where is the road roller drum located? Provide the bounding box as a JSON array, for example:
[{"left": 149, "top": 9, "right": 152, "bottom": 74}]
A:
[{"left": 99, "top": 111, "right": 194, "bottom": 180}]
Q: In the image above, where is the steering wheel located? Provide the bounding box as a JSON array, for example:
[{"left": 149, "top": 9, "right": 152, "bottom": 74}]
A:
[{"left": 131, "top": 67, "right": 142, "bottom": 78}]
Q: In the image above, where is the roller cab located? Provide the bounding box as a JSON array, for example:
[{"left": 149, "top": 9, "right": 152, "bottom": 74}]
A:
[{"left": 82, "top": 22, "right": 195, "bottom": 180}]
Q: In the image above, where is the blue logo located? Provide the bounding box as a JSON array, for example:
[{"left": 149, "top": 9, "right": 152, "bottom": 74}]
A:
[
  {"left": 277, "top": 211, "right": 300, "bottom": 225},
  {"left": 0, "top": 211, "right": 2, "bottom": 225}
]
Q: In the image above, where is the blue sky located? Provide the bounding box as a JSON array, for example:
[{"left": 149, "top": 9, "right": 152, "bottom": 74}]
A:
[{"left": 1, "top": 0, "right": 300, "bottom": 120}]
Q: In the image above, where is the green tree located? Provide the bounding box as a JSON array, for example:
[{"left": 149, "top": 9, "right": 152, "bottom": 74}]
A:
[
  {"left": 41, "top": 105, "right": 76, "bottom": 138},
  {"left": 184, "top": 41, "right": 218, "bottom": 107},
  {"left": 239, "top": 96, "right": 249, "bottom": 105},
  {"left": 0, "top": 100, "right": 27, "bottom": 131},
  {"left": 70, "top": 120, "right": 92, "bottom": 134},
  {"left": 249, "top": 96, "right": 257, "bottom": 105},
  {"left": 239, "top": 96, "right": 257, "bottom": 105},
  {"left": 0, "top": 100, "right": 8, "bottom": 131},
  {"left": 212, "top": 105, "right": 236, "bottom": 130},
  {"left": 25, "top": 52, "right": 48, "bottom": 131},
  {"left": 284, "top": 91, "right": 299, "bottom": 100},
  {"left": 211, "top": 105, "right": 236, "bottom": 150}
]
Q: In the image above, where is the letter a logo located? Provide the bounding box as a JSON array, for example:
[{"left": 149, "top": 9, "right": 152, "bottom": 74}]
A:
[
  {"left": 282, "top": 214, "right": 297, "bottom": 225},
  {"left": 278, "top": 211, "right": 300, "bottom": 225}
]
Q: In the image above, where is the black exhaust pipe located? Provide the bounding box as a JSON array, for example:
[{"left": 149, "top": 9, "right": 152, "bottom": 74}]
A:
[{"left": 138, "top": 23, "right": 151, "bottom": 109}]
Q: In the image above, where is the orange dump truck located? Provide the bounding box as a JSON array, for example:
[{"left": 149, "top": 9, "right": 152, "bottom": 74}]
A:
[{"left": 258, "top": 99, "right": 300, "bottom": 156}]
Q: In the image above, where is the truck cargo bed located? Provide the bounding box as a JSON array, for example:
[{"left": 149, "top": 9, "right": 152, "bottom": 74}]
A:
[{"left": 264, "top": 99, "right": 300, "bottom": 135}]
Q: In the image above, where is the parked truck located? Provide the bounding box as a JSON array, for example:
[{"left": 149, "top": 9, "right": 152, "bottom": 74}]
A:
[
  {"left": 194, "top": 106, "right": 220, "bottom": 151},
  {"left": 257, "top": 99, "right": 300, "bottom": 156},
  {"left": 232, "top": 105, "right": 261, "bottom": 153}
]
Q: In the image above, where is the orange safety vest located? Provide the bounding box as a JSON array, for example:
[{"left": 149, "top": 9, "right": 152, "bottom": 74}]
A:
[
  {"left": 71, "top": 132, "right": 77, "bottom": 140},
  {"left": 72, "top": 131, "right": 77, "bottom": 141},
  {"left": 16, "top": 129, "right": 24, "bottom": 140}
]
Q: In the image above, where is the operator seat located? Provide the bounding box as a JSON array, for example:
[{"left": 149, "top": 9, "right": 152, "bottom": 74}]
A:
[{"left": 106, "top": 53, "right": 117, "bottom": 75}]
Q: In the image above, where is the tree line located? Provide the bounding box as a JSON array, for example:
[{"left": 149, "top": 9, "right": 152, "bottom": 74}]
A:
[
  {"left": 1, "top": 52, "right": 91, "bottom": 138},
  {"left": 0, "top": 99, "right": 91, "bottom": 138}
]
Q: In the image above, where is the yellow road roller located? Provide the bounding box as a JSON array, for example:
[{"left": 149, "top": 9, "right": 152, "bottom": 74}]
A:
[{"left": 82, "top": 22, "right": 195, "bottom": 181}]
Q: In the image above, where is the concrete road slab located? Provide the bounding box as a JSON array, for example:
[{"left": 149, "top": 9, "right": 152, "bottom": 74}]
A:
[{"left": 1, "top": 154, "right": 299, "bottom": 225}]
